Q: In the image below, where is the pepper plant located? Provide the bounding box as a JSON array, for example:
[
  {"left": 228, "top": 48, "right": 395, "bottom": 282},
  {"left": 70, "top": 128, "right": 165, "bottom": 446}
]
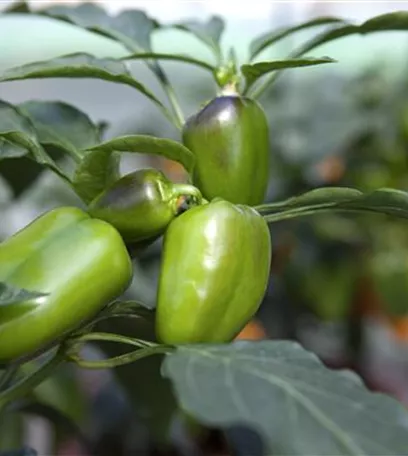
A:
[{"left": 2, "top": 2, "right": 408, "bottom": 455}]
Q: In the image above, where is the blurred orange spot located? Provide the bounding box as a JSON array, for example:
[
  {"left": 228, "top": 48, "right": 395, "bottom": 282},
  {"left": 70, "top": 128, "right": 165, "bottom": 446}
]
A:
[
  {"left": 389, "top": 317, "right": 408, "bottom": 342},
  {"left": 316, "top": 156, "right": 345, "bottom": 184},
  {"left": 235, "top": 319, "right": 267, "bottom": 340}
]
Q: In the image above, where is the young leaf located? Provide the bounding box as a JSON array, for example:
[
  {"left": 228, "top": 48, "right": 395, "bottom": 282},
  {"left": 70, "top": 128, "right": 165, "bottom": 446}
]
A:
[
  {"left": 172, "top": 16, "right": 225, "bottom": 62},
  {"left": 18, "top": 101, "right": 100, "bottom": 160},
  {"left": 0, "top": 282, "right": 47, "bottom": 306},
  {"left": 73, "top": 135, "right": 195, "bottom": 204},
  {"left": 39, "top": 3, "right": 159, "bottom": 53},
  {"left": 163, "top": 341, "right": 408, "bottom": 455},
  {"left": 256, "top": 187, "right": 408, "bottom": 222},
  {"left": 297, "top": 11, "right": 408, "bottom": 56},
  {"left": 0, "top": 54, "right": 173, "bottom": 124},
  {"left": 250, "top": 17, "right": 346, "bottom": 60},
  {"left": 242, "top": 57, "right": 335, "bottom": 93}
]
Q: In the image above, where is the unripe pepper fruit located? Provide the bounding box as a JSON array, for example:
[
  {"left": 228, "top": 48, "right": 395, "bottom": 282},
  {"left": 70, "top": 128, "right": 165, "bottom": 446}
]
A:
[
  {"left": 182, "top": 95, "right": 270, "bottom": 206},
  {"left": 0, "top": 207, "right": 132, "bottom": 363},
  {"left": 88, "top": 168, "right": 203, "bottom": 244},
  {"left": 156, "top": 199, "right": 272, "bottom": 344}
]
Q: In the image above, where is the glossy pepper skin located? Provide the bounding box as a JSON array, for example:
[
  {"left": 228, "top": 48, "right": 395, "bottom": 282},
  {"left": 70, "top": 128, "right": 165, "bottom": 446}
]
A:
[
  {"left": 182, "top": 95, "right": 269, "bottom": 206},
  {"left": 0, "top": 207, "right": 132, "bottom": 363},
  {"left": 88, "top": 168, "right": 203, "bottom": 244},
  {"left": 156, "top": 199, "right": 271, "bottom": 344}
]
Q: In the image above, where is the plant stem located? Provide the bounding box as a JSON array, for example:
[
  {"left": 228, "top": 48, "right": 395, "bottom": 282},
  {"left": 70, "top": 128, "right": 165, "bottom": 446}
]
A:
[
  {"left": 154, "top": 64, "right": 185, "bottom": 129},
  {"left": 0, "top": 348, "right": 65, "bottom": 412},
  {"left": 69, "top": 345, "right": 171, "bottom": 370}
]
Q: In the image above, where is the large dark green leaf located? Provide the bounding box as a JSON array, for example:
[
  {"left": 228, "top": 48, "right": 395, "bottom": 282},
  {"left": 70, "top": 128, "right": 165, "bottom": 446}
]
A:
[
  {"left": 250, "top": 17, "right": 346, "bottom": 60},
  {"left": 39, "top": 3, "right": 158, "bottom": 53},
  {"left": 0, "top": 54, "right": 169, "bottom": 120},
  {"left": 242, "top": 57, "right": 335, "bottom": 92},
  {"left": 0, "top": 283, "right": 47, "bottom": 306},
  {"left": 163, "top": 341, "right": 408, "bottom": 455},
  {"left": 297, "top": 11, "right": 408, "bottom": 56},
  {"left": 172, "top": 16, "right": 224, "bottom": 61},
  {"left": 256, "top": 187, "right": 408, "bottom": 222},
  {"left": 18, "top": 101, "right": 100, "bottom": 158}
]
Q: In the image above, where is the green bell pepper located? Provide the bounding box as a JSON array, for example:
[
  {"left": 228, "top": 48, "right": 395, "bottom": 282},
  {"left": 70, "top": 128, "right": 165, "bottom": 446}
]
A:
[
  {"left": 88, "top": 168, "right": 203, "bottom": 244},
  {"left": 0, "top": 207, "right": 132, "bottom": 363},
  {"left": 156, "top": 199, "right": 272, "bottom": 344},
  {"left": 182, "top": 95, "right": 270, "bottom": 205}
]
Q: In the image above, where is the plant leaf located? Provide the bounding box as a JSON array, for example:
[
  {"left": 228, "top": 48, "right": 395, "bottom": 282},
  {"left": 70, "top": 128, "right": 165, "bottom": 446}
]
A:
[
  {"left": 0, "top": 54, "right": 169, "bottom": 121},
  {"left": 256, "top": 187, "right": 408, "bottom": 222},
  {"left": 0, "top": 282, "right": 47, "bottom": 306},
  {"left": 242, "top": 57, "right": 335, "bottom": 92},
  {"left": 163, "top": 341, "right": 408, "bottom": 455},
  {"left": 297, "top": 11, "right": 408, "bottom": 56},
  {"left": 72, "top": 150, "right": 120, "bottom": 204},
  {"left": 122, "top": 52, "right": 215, "bottom": 72},
  {"left": 18, "top": 101, "right": 100, "bottom": 158},
  {"left": 39, "top": 3, "right": 159, "bottom": 53},
  {"left": 73, "top": 135, "right": 195, "bottom": 203},
  {"left": 0, "top": 100, "right": 70, "bottom": 181},
  {"left": 0, "top": 100, "right": 39, "bottom": 160},
  {"left": 250, "top": 17, "right": 346, "bottom": 60},
  {"left": 172, "top": 16, "right": 224, "bottom": 60}
]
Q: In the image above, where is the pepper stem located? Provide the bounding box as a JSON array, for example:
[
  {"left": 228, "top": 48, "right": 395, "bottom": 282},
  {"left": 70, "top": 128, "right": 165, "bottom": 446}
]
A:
[{"left": 170, "top": 184, "right": 204, "bottom": 215}]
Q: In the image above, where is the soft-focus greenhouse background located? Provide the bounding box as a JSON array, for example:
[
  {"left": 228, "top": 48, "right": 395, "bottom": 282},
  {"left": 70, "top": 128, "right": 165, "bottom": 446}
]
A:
[{"left": 3, "top": 1, "right": 408, "bottom": 455}]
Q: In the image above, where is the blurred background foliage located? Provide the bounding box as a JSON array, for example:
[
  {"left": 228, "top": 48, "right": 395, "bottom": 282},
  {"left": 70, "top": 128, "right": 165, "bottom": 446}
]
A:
[{"left": 2, "top": 1, "right": 408, "bottom": 455}]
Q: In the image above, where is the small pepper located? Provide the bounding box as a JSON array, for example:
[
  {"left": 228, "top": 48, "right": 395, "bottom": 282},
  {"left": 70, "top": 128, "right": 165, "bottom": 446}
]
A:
[{"left": 88, "top": 168, "right": 203, "bottom": 244}]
